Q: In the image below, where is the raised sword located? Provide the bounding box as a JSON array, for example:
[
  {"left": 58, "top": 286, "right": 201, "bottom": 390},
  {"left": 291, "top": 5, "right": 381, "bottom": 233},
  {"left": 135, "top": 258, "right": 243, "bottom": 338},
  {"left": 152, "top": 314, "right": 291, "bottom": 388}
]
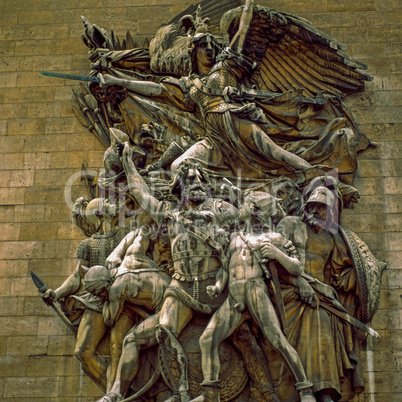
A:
[{"left": 41, "top": 71, "right": 100, "bottom": 83}]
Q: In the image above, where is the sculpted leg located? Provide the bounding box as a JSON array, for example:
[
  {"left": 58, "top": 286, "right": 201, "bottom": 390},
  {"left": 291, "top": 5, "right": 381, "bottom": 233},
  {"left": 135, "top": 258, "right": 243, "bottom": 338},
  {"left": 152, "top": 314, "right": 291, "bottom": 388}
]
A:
[
  {"left": 191, "top": 298, "right": 242, "bottom": 402},
  {"left": 245, "top": 281, "right": 315, "bottom": 402},
  {"left": 157, "top": 296, "right": 193, "bottom": 402},
  {"left": 107, "top": 314, "right": 135, "bottom": 391},
  {"left": 234, "top": 117, "right": 312, "bottom": 171},
  {"left": 231, "top": 321, "right": 280, "bottom": 402},
  {"left": 74, "top": 309, "right": 108, "bottom": 391},
  {"left": 106, "top": 313, "right": 160, "bottom": 400}
]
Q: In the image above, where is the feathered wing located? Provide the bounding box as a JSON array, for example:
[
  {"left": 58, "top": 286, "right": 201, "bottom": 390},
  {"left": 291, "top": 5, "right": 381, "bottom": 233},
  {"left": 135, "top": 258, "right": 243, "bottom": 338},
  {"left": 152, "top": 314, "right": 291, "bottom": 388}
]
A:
[
  {"left": 220, "top": 5, "right": 372, "bottom": 97},
  {"left": 149, "top": 0, "right": 242, "bottom": 76}
]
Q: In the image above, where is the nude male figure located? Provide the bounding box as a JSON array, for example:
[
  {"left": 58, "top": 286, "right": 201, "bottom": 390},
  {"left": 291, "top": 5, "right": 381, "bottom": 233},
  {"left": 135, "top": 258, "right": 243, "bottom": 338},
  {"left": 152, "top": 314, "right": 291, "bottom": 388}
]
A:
[{"left": 192, "top": 191, "right": 316, "bottom": 402}]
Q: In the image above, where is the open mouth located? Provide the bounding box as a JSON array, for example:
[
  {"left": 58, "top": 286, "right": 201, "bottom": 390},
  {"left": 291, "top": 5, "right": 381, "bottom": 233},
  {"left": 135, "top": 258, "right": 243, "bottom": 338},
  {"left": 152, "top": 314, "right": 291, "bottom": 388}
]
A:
[{"left": 206, "top": 50, "right": 214, "bottom": 59}]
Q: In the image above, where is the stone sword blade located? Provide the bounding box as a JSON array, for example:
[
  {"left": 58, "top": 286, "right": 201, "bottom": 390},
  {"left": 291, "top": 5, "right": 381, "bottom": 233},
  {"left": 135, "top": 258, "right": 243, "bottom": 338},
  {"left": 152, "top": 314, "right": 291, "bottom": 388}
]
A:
[{"left": 41, "top": 71, "right": 100, "bottom": 83}]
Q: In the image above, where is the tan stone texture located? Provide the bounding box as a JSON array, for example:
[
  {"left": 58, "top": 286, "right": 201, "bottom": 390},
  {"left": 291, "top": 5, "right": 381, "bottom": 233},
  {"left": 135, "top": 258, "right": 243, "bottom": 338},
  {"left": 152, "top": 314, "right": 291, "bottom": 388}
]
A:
[{"left": 0, "top": 0, "right": 400, "bottom": 400}]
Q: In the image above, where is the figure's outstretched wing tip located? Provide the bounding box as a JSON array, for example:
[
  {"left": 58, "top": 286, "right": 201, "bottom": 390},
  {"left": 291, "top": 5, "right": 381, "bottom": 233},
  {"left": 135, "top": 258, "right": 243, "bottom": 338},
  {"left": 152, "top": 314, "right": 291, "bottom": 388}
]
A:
[{"left": 230, "top": 4, "right": 374, "bottom": 96}]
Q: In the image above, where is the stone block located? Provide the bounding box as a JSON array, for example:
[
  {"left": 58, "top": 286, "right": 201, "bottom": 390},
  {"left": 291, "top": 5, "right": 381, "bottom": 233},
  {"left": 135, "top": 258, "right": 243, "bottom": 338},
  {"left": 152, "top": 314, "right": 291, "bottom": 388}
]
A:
[
  {"left": 0, "top": 188, "right": 25, "bottom": 205},
  {"left": 0, "top": 206, "right": 15, "bottom": 223},
  {"left": 365, "top": 74, "right": 402, "bottom": 92},
  {"left": 0, "top": 357, "right": 28, "bottom": 377},
  {"left": 38, "top": 316, "right": 72, "bottom": 336},
  {"left": 4, "top": 87, "right": 55, "bottom": 104},
  {"left": 23, "top": 152, "right": 52, "bottom": 170},
  {"left": 27, "top": 102, "right": 62, "bottom": 119},
  {"left": 65, "top": 132, "right": 105, "bottom": 151},
  {"left": 367, "top": 26, "right": 402, "bottom": 44},
  {"left": 24, "top": 186, "right": 64, "bottom": 205},
  {"left": 384, "top": 42, "right": 402, "bottom": 57},
  {"left": 44, "top": 204, "right": 72, "bottom": 222},
  {"left": 0, "top": 40, "right": 16, "bottom": 57},
  {"left": 27, "top": 355, "right": 80, "bottom": 377},
  {"left": 0, "top": 171, "right": 11, "bottom": 188},
  {"left": 351, "top": 106, "right": 402, "bottom": 125},
  {"left": 0, "top": 72, "right": 17, "bottom": 88},
  {"left": 44, "top": 117, "right": 79, "bottom": 135},
  {"left": 9, "top": 170, "right": 34, "bottom": 188},
  {"left": 19, "top": 222, "right": 59, "bottom": 241},
  {"left": 3, "top": 376, "right": 58, "bottom": 398},
  {"left": 0, "top": 224, "right": 20, "bottom": 241},
  {"left": 26, "top": 23, "right": 70, "bottom": 40},
  {"left": 57, "top": 221, "right": 87, "bottom": 240},
  {"left": 7, "top": 118, "right": 46, "bottom": 136},
  {"left": 0, "top": 336, "right": 7, "bottom": 356},
  {"left": 24, "top": 296, "right": 56, "bottom": 317},
  {"left": 388, "top": 232, "right": 402, "bottom": 251},
  {"left": 47, "top": 335, "right": 76, "bottom": 356},
  {"left": 0, "top": 154, "right": 24, "bottom": 170},
  {"left": 371, "top": 308, "right": 400, "bottom": 330},
  {"left": 341, "top": 213, "right": 401, "bottom": 233},
  {"left": 350, "top": 178, "right": 380, "bottom": 196},
  {"left": 50, "top": 151, "right": 85, "bottom": 169},
  {"left": 380, "top": 142, "right": 402, "bottom": 160},
  {"left": 7, "top": 335, "right": 49, "bottom": 356},
  {"left": 0, "top": 56, "right": 21, "bottom": 73},
  {"left": 0, "top": 137, "right": 25, "bottom": 154},
  {"left": 34, "top": 168, "right": 81, "bottom": 188},
  {"left": 383, "top": 267, "right": 402, "bottom": 287},
  {"left": 15, "top": 39, "right": 53, "bottom": 56},
  {"left": 0, "top": 104, "right": 27, "bottom": 120},
  {"left": 384, "top": 177, "right": 402, "bottom": 194},
  {"left": 58, "top": 372, "right": 103, "bottom": 397},
  {"left": 0, "top": 279, "right": 12, "bottom": 297},
  {"left": 356, "top": 159, "right": 394, "bottom": 178},
  {"left": 327, "top": 0, "right": 376, "bottom": 12},
  {"left": 27, "top": 258, "right": 63, "bottom": 277},
  {"left": 24, "top": 134, "right": 67, "bottom": 152},
  {"left": 0, "top": 317, "right": 38, "bottom": 336},
  {"left": 0, "top": 260, "right": 28, "bottom": 278},
  {"left": 378, "top": 288, "right": 402, "bottom": 310},
  {"left": 14, "top": 205, "right": 45, "bottom": 223},
  {"left": 386, "top": 195, "right": 401, "bottom": 214},
  {"left": 0, "top": 297, "right": 25, "bottom": 316},
  {"left": 390, "top": 59, "right": 402, "bottom": 73}
]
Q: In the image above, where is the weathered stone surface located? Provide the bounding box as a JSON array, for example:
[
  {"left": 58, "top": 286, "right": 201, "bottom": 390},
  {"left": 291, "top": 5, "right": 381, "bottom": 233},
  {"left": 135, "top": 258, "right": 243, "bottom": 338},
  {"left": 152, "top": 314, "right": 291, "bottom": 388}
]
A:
[{"left": 0, "top": 0, "right": 400, "bottom": 400}]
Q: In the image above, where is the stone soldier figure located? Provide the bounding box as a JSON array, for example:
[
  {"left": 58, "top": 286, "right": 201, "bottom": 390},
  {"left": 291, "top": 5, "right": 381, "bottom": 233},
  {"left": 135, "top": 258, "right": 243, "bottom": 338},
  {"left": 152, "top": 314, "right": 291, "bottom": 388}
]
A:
[
  {"left": 191, "top": 191, "right": 316, "bottom": 402},
  {"left": 120, "top": 141, "right": 239, "bottom": 400},
  {"left": 41, "top": 197, "right": 127, "bottom": 391}
]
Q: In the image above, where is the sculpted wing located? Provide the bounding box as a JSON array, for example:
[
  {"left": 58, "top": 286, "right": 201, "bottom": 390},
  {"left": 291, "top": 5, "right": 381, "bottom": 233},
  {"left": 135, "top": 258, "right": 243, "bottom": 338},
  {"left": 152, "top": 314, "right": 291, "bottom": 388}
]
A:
[{"left": 220, "top": 4, "right": 373, "bottom": 97}]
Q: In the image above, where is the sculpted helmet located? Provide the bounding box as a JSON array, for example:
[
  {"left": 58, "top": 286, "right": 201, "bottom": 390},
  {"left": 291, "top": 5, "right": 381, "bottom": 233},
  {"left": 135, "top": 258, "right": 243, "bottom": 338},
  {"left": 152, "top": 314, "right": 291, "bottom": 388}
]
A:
[
  {"left": 246, "top": 191, "right": 277, "bottom": 217},
  {"left": 83, "top": 265, "right": 112, "bottom": 294},
  {"left": 305, "top": 186, "right": 335, "bottom": 209}
]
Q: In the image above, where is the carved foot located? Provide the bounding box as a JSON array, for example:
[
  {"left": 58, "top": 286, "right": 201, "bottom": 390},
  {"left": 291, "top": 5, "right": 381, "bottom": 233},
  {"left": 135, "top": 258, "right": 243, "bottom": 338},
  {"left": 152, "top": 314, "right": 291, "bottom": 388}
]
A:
[
  {"left": 262, "top": 391, "right": 281, "bottom": 402},
  {"left": 189, "top": 383, "right": 220, "bottom": 402},
  {"left": 96, "top": 392, "right": 124, "bottom": 402}
]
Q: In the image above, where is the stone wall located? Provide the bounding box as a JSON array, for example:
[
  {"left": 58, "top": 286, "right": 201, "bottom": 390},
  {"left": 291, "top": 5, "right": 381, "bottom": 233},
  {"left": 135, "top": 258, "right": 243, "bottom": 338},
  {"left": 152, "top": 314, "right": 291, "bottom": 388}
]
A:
[{"left": 0, "top": 0, "right": 400, "bottom": 400}]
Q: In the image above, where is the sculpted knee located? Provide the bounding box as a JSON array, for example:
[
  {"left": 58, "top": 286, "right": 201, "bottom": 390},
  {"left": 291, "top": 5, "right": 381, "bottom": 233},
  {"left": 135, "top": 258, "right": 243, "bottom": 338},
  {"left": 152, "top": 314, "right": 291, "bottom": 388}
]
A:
[
  {"left": 74, "top": 344, "right": 93, "bottom": 362},
  {"left": 122, "top": 332, "right": 137, "bottom": 349}
]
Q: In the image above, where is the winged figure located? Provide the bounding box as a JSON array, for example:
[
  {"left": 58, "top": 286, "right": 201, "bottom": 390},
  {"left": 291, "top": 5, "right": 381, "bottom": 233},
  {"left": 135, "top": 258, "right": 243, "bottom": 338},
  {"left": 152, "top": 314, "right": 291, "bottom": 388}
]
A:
[
  {"left": 61, "top": 3, "right": 386, "bottom": 401},
  {"left": 75, "top": 0, "right": 372, "bottom": 205}
]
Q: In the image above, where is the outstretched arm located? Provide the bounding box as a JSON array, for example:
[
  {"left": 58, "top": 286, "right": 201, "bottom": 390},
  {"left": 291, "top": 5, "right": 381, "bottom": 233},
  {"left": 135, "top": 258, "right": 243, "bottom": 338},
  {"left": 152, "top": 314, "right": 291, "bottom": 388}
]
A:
[
  {"left": 229, "top": 0, "right": 254, "bottom": 52},
  {"left": 41, "top": 259, "right": 86, "bottom": 305},
  {"left": 121, "top": 142, "right": 160, "bottom": 220},
  {"left": 98, "top": 73, "right": 163, "bottom": 97}
]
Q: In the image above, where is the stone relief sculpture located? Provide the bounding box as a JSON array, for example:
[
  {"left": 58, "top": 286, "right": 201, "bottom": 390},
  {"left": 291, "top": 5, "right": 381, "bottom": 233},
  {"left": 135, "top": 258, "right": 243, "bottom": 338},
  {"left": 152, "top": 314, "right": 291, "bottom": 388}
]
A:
[{"left": 34, "top": 1, "right": 388, "bottom": 401}]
